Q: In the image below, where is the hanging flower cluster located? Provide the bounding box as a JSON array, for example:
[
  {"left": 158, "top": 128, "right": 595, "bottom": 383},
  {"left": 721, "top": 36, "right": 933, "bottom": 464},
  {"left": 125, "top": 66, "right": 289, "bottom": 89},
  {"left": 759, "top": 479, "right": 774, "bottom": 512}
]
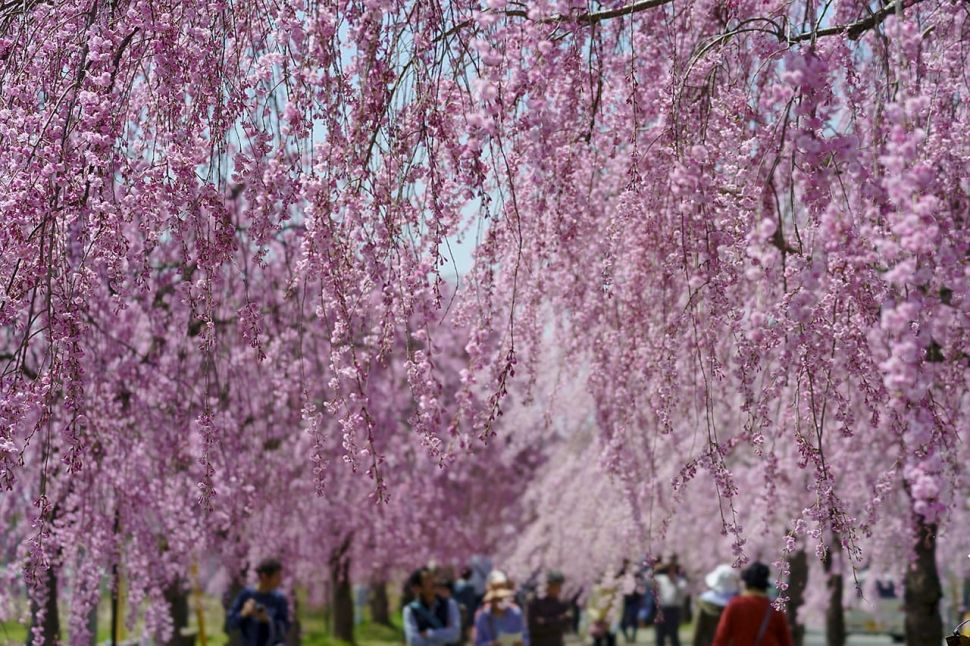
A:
[{"left": 1, "top": 0, "right": 968, "bottom": 640}]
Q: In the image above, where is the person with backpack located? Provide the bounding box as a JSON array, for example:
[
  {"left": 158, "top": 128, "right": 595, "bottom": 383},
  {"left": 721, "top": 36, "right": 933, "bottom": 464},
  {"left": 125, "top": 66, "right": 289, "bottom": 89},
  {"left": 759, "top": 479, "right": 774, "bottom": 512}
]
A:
[
  {"left": 712, "top": 562, "right": 792, "bottom": 646},
  {"left": 404, "top": 567, "right": 462, "bottom": 646},
  {"left": 226, "top": 558, "right": 291, "bottom": 646}
]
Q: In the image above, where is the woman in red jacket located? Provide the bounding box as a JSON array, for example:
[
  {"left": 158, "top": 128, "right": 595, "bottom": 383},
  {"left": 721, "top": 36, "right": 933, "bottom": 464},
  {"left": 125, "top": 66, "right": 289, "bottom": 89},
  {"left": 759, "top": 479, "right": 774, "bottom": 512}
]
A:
[{"left": 713, "top": 562, "right": 792, "bottom": 646}]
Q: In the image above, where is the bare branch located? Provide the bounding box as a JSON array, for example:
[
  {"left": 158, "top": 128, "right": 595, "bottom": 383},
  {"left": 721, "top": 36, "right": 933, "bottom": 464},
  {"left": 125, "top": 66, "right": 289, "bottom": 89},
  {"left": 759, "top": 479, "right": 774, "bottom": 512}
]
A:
[
  {"left": 790, "top": 0, "right": 927, "bottom": 42},
  {"left": 441, "top": 0, "right": 927, "bottom": 47},
  {"left": 504, "top": 0, "right": 676, "bottom": 24}
]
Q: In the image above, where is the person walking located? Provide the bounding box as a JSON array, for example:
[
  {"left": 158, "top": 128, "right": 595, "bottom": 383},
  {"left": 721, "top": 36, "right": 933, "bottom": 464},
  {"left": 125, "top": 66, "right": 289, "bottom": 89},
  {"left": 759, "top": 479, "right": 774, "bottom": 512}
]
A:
[
  {"left": 454, "top": 568, "right": 479, "bottom": 644},
  {"left": 527, "top": 571, "right": 572, "bottom": 646},
  {"left": 568, "top": 586, "right": 583, "bottom": 635},
  {"left": 653, "top": 561, "right": 688, "bottom": 646},
  {"left": 404, "top": 567, "right": 462, "bottom": 646},
  {"left": 354, "top": 584, "right": 369, "bottom": 626},
  {"left": 474, "top": 572, "right": 529, "bottom": 646},
  {"left": 226, "top": 558, "right": 291, "bottom": 646},
  {"left": 692, "top": 564, "right": 739, "bottom": 646},
  {"left": 713, "top": 562, "right": 792, "bottom": 646},
  {"left": 620, "top": 569, "right": 645, "bottom": 643},
  {"left": 587, "top": 577, "right": 620, "bottom": 646},
  {"left": 469, "top": 555, "right": 494, "bottom": 605}
]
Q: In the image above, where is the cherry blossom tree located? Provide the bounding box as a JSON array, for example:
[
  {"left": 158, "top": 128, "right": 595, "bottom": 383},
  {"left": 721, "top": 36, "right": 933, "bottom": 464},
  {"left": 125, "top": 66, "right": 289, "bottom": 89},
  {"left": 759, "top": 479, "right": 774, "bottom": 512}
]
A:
[
  {"left": 0, "top": 205, "right": 528, "bottom": 644},
  {"left": 2, "top": 1, "right": 968, "bottom": 644}
]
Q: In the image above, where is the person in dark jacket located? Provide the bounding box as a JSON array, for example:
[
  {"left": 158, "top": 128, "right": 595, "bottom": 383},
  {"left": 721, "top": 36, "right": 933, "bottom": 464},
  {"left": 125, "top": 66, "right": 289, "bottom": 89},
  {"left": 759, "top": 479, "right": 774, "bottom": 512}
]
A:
[
  {"left": 226, "top": 558, "right": 291, "bottom": 646},
  {"left": 527, "top": 571, "right": 572, "bottom": 646},
  {"left": 454, "top": 568, "right": 480, "bottom": 644},
  {"left": 404, "top": 567, "right": 462, "bottom": 646},
  {"left": 620, "top": 571, "right": 645, "bottom": 643}
]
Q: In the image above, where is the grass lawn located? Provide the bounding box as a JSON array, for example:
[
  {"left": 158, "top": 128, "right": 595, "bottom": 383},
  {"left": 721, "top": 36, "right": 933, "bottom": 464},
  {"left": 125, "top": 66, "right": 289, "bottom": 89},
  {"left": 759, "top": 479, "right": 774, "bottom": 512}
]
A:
[
  {"left": 1, "top": 596, "right": 404, "bottom": 646},
  {"left": 297, "top": 617, "right": 403, "bottom": 646},
  {"left": 0, "top": 620, "right": 28, "bottom": 644}
]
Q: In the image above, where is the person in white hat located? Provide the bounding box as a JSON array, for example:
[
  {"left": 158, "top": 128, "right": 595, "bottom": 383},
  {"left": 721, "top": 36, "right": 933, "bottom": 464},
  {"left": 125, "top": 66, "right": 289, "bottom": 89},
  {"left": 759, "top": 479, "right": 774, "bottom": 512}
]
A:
[
  {"left": 473, "top": 571, "right": 528, "bottom": 646},
  {"left": 692, "top": 564, "right": 739, "bottom": 646}
]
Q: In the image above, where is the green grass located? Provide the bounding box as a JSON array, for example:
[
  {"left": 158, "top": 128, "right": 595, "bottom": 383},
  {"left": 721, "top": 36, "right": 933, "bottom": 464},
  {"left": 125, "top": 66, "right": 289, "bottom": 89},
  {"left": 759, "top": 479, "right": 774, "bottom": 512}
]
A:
[
  {"left": 0, "top": 620, "right": 29, "bottom": 645},
  {"left": 1, "top": 597, "right": 403, "bottom": 646},
  {"left": 298, "top": 616, "right": 404, "bottom": 646}
]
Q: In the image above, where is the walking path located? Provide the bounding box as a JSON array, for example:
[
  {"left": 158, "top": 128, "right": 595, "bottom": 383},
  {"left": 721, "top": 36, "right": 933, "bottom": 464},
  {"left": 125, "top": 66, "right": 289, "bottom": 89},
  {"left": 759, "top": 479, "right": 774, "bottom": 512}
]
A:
[{"left": 565, "top": 628, "right": 896, "bottom": 645}]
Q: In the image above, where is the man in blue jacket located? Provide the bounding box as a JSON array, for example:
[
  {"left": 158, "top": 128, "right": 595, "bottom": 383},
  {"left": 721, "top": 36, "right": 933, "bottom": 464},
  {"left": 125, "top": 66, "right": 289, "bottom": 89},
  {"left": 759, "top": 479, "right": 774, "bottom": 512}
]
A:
[{"left": 227, "top": 559, "right": 290, "bottom": 646}]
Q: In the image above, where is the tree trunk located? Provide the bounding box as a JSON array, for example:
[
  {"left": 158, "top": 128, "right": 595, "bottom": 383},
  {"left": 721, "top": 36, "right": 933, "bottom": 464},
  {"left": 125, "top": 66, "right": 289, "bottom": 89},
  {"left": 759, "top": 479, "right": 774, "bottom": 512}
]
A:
[
  {"left": 822, "top": 538, "right": 846, "bottom": 646},
  {"left": 330, "top": 537, "right": 355, "bottom": 643},
  {"left": 110, "top": 509, "right": 124, "bottom": 646},
  {"left": 111, "top": 563, "right": 121, "bottom": 646},
  {"left": 29, "top": 566, "right": 60, "bottom": 645},
  {"left": 163, "top": 580, "right": 195, "bottom": 646},
  {"left": 30, "top": 455, "right": 60, "bottom": 645},
  {"left": 904, "top": 519, "right": 942, "bottom": 645},
  {"left": 369, "top": 580, "right": 391, "bottom": 626},
  {"left": 785, "top": 548, "right": 808, "bottom": 646},
  {"left": 86, "top": 598, "right": 98, "bottom": 646}
]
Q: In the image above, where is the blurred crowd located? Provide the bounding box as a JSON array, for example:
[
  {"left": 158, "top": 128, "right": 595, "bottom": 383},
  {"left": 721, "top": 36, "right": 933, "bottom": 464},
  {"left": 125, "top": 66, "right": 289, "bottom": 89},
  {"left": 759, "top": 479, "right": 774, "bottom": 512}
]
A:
[{"left": 402, "top": 556, "right": 793, "bottom": 646}]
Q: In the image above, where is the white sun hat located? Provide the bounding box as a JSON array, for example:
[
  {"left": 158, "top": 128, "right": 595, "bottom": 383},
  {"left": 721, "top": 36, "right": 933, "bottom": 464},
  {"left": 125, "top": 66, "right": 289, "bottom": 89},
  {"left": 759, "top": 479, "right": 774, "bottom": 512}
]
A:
[
  {"left": 487, "top": 570, "right": 510, "bottom": 588},
  {"left": 705, "top": 564, "right": 740, "bottom": 597}
]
